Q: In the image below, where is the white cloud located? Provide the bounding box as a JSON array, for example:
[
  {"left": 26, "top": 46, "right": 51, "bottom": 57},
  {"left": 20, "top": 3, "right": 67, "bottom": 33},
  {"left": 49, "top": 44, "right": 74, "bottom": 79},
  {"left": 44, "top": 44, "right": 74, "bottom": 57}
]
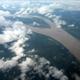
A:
[
  {"left": 32, "top": 21, "right": 40, "bottom": 26},
  {"left": 0, "top": 53, "right": 68, "bottom": 80},
  {"left": 68, "top": 24, "right": 75, "bottom": 27},
  {"left": 9, "top": 38, "right": 26, "bottom": 56},
  {"left": 15, "top": 7, "right": 33, "bottom": 17},
  {"left": 19, "top": 57, "right": 34, "bottom": 72},
  {"left": 51, "top": 15, "right": 67, "bottom": 28},
  {"left": 27, "top": 28, "right": 33, "bottom": 35},
  {"left": 0, "top": 19, "right": 33, "bottom": 72},
  {"left": 28, "top": 48, "right": 35, "bottom": 53},
  {"left": 0, "top": 56, "right": 18, "bottom": 70},
  {"left": 9, "top": 21, "right": 31, "bottom": 56},
  {"left": 0, "top": 10, "right": 11, "bottom": 16},
  {"left": 1, "top": 0, "right": 80, "bottom": 18},
  {"left": 51, "top": 0, "right": 80, "bottom": 11},
  {"left": 17, "top": 55, "right": 68, "bottom": 80},
  {"left": 15, "top": 8, "right": 25, "bottom": 16},
  {"left": 0, "top": 21, "right": 25, "bottom": 43},
  {"left": 2, "top": 4, "right": 9, "bottom": 9},
  {"left": 37, "top": 6, "right": 50, "bottom": 15},
  {"left": 0, "top": 16, "right": 12, "bottom": 27},
  {"left": 0, "top": 20, "right": 32, "bottom": 58}
]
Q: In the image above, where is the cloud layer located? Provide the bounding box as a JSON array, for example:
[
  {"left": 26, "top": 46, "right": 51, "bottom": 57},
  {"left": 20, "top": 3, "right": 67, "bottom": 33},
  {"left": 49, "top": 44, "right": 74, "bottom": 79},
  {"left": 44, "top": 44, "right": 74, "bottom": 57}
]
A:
[{"left": 0, "top": 11, "right": 68, "bottom": 80}]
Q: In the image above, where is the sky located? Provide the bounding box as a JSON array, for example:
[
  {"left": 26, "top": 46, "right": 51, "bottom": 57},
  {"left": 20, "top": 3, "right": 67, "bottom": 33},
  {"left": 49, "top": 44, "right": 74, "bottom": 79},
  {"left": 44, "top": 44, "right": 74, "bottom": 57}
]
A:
[{"left": 0, "top": 0, "right": 80, "bottom": 10}]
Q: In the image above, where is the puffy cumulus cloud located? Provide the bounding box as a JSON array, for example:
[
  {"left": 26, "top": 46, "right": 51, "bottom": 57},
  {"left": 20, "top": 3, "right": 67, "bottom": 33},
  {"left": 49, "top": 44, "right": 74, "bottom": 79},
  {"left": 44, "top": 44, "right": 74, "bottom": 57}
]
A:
[
  {"left": 0, "top": 10, "right": 11, "bottom": 16},
  {"left": 27, "top": 29, "right": 33, "bottom": 35},
  {"left": 14, "top": 2, "right": 52, "bottom": 17},
  {"left": 45, "top": 13, "right": 54, "bottom": 19},
  {"left": 0, "top": 56, "right": 18, "bottom": 70},
  {"left": 15, "top": 8, "right": 25, "bottom": 16},
  {"left": 18, "top": 57, "right": 35, "bottom": 80},
  {"left": 0, "top": 19, "right": 33, "bottom": 72},
  {"left": 0, "top": 21, "right": 27, "bottom": 43},
  {"left": 0, "top": 16, "right": 12, "bottom": 28},
  {"left": 9, "top": 38, "right": 26, "bottom": 56},
  {"left": 15, "top": 4, "right": 53, "bottom": 17},
  {"left": 0, "top": 54, "right": 68, "bottom": 80},
  {"left": 15, "top": 7, "right": 34, "bottom": 17},
  {"left": 52, "top": 16, "right": 67, "bottom": 28},
  {"left": 37, "top": 6, "right": 51, "bottom": 15},
  {"left": 19, "top": 57, "right": 35, "bottom": 72},
  {"left": 0, "top": 27, "right": 17, "bottom": 44},
  {"left": 27, "top": 48, "right": 35, "bottom": 53},
  {"left": 1, "top": 4, "right": 9, "bottom": 9},
  {"left": 0, "top": 20, "right": 32, "bottom": 57},
  {"left": 32, "top": 21, "right": 40, "bottom": 26},
  {"left": 14, "top": 1, "right": 53, "bottom": 17},
  {"left": 0, "top": 10, "right": 12, "bottom": 29},
  {"left": 17, "top": 55, "right": 68, "bottom": 80},
  {"left": 68, "top": 24, "right": 75, "bottom": 27},
  {"left": 16, "top": 0, "right": 80, "bottom": 16},
  {"left": 9, "top": 21, "right": 32, "bottom": 56},
  {"left": 0, "top": 20, "right": 33, "bottom": 73}
]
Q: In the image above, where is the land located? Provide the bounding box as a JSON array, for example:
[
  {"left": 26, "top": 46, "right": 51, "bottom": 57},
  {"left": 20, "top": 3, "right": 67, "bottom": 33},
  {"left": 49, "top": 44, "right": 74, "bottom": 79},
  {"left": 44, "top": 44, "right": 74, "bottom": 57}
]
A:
[{"left": 26, "top": 16, "right": 80, "bottom": 61}]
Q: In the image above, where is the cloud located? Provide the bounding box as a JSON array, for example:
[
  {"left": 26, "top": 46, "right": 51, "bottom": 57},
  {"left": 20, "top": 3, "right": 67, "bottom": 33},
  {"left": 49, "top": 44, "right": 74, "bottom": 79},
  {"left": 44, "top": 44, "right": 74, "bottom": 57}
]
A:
[
  {"left": 0, "top": 21, "right": 25, "bottom": 43},
  {"left": 48, "top": 0, "right": 80, "bottom": 11},
  {"left": 0, "top": 20, "right": 33, "bottom": 72},
  {"left": 37, "top": 6, "right": 51, "bottom": 15},
  {"left": 0, "top": 10, "right": 11, "bottom": 16},
  {"left": 2, "top": 0, "right": 80, "bottom": 18},
  {"left": 0, "top": 0, "right": 26, "bottom": 4},
  {"left": 68, "top": 24, "right": 75, "bottom": 27},
  {"left": 0, "top": 56, "right": 18, "bottom": 70},
  {"left": 0, "top": 52, "right": 68, "bottom": 80},
  {"left": 15, "top": 8, "right": 24, "bottom": 14},
  {"left": 32, "top": 21, "right": 40, "bottom": 26},
  {"left": 0, "top": 55, "right": 68, "bottom": 80},
  {"left": 2, "top": 4, "right": 9, "bottom": 9},
  {"left": 15, "top": 7, "right": 33, "bottom": 17},
  {"left": 9, "top": 21, "right": 32, "bottom": 56},
  {"left": 19, "top": 57, "right": 34, "bottom": 72},
  {"left": 14, "top": 1, "right": 76, "bottom": 19},
  {"left": 0, "top": 16, "right": 12, "bottom": 27},
  {"left": 27, "top": 29, "right": 32, "bottom": 35},
  {"left": 0, "top": 20, "right": 33, "bottom": 57},
  {"left": 18, "top": 55, "right": 68, "bottom": 80},
  {"left": 27, "top": 48, "right": 35, "bottom": 53}
]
